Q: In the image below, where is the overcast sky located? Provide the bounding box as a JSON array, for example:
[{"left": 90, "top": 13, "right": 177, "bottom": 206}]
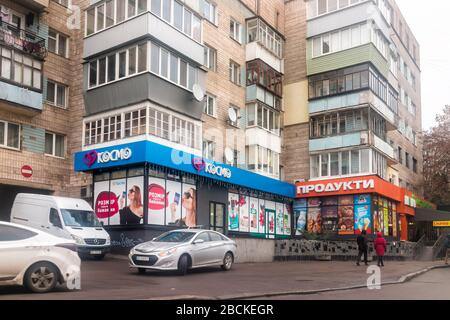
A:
[{"left": 395, "top": 0, "right": 450, "bottom": 130}]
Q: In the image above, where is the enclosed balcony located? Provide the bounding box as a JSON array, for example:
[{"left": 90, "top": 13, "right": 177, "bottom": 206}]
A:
[
  {"left": 246, "top": 59, "right": 283, "bottom": 98},
  {"left": 0, "top": 21, "right": 47, "bottom": 60}
]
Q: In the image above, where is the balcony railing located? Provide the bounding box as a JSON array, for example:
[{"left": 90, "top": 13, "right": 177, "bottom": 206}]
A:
[{"left": 0, "top": 21, "right": 47, "bottom": 59}]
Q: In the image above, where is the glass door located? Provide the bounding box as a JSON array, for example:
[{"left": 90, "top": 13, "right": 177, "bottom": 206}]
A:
[{"left": 210, "top": 202, "right": 226, "bottom": 234}]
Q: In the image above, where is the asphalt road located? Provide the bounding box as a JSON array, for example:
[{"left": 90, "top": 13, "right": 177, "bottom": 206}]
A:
[
  {"left": 0, "top": 257, "right": 447, "bottom": 300},
  {"left": 256, "top": 268, "right": 450, "bottom": 300}
]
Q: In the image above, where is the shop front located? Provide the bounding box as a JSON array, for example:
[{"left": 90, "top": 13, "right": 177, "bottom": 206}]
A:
[
  {"left": 295, "top": 176, "right": 417, "bottom": 241},
  {"left": 74, "top": 140, "right": 295, "bottom": 253}
]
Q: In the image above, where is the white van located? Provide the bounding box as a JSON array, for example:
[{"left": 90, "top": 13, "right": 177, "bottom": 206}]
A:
[{"left": 10, "top": 194, "right": 111, "bottom": 260}]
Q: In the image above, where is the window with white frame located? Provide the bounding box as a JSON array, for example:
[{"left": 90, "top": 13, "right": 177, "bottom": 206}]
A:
[
  {"left": 229, "top": 60, "right": 240, "bottom": 85},
  {"left": 246, "top": 18, "right": 284, "bottom": 58},
  {"left": 246, "top": 145, "right": 279, "bottom": 178},
  {"left": 46, "top": 80, "right": 68, "bottom": 108},
  {"left": 204, "top": 44, "right": 217, "bottom": 71},
  {"left": 203, "top": 139, "right": 215, "bottom": 160},
  {"left": 229, "top": 18, "right": 242, "bottom": 43},
  {"left": 45, "top": 132, "right": 65, "bottom": 158},
  {"left": 0, "top": 48, "right": 42, "bottom": 90},
  {"left": 48, "top": 29, "right": 69, "bottom": 58},
  {"left": 0, "top": 120, "right": 20, "bottom": 150},
  {"left": 203, "top": 0, "right": 217, "bottom": 25},
  {"left": 307, "top": 0, "right": 367, "bottom": 19},
  {"left": 247, "top": 103, "right": 280, "bottom": 135},
  {"left": 204, "top": 93, "right": 216, "bottom": 117}
]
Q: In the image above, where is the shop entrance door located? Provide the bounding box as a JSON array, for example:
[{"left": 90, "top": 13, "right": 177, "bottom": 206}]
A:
[{"left": 209, "top": 202, "right": 226, "bottom": 235}]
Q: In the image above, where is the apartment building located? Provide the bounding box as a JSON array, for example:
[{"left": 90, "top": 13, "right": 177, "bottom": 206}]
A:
[
  {"left": 285, "top": 0, "right": 423, "bottom": 241},
  {"left": 0, "top": 0, "right": 78, "bottom": 221}
]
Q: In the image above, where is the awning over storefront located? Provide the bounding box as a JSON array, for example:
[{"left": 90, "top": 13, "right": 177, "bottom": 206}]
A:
[{"left": 414, "top": 208, "right": 450, "bottom": 222}]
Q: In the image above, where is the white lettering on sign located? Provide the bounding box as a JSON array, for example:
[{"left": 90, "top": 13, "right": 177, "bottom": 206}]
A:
[
  {"left": 205, "top": 163, "right": 232, "bottom": 179},
  {"left": 97, "top": 148, "right": 132, "bottom": 164},
  {"left": 297, "top": 179, "right": 375, "bottom": 195}
]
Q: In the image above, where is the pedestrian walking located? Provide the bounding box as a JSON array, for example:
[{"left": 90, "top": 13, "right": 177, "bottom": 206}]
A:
[
  {"left": 445, "top": 234, "right": 450, "bottom": 265},
  {"left": 356, "top": 230, "right": 369, "bottom": 266},
  {"left": 374, "top": 232, "right": 387, "bottom": 267}
]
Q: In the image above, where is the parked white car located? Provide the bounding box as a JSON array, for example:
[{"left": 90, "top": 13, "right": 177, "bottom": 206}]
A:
[
  {"left": 0, "top": 221, "right": 81, "bottom": 293},
  {"left": 10, "top": 194, "right": 111, "bottom": 260}
]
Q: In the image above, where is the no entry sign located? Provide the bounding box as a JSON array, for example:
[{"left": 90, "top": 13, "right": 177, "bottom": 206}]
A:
[{"left": 21, "top": 165, "right": 33, "bottom": 178}]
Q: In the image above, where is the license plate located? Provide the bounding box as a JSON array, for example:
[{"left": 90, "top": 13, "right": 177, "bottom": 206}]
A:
[
  {"left": 90, "top": 250, "right": 102, "bottom": 255},
  {"left": 136, "top": 256, "right": 150, "bottom": 262}
]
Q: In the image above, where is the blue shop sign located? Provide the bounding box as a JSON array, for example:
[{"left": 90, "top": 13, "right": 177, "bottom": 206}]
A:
[{"left": 74, "top": 141, "right": 295, "bottom": 198}]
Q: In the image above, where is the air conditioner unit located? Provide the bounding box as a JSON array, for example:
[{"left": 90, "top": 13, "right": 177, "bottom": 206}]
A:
[{"left": 80, "top": 185, "right": 92, "bottom": 199}]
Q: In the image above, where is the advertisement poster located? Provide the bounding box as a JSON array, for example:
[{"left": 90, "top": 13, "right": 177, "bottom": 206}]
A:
[
  {"left": 354, "top": 204, "right": 372, "bottom": 235},
  {"left": 284, "top": 204, "right": 291, "bottom": 235},
  {"left": 392, "top": 204, "right": 398, "bottom": 237},
  {"left": 293, "top": 200, "right": 307, "bottom": 236},
  {"left": 276, "top": 203, "right": 284, "bottom": 235},
  {"left": 321, "top": 206, "right": 338, "bottom": 232},
  {"left": 384, "top": 207, "right": 389, "bottom": 236},
  {"left": 307, "top": 207, "right": 322, "bottom": 234},
  {"left": 239, "top": 195, "right": 250, "bottom": 233},
  {"left": 258, "top": 199, "right": 265, "bottom": 234},
  {"left": 108, "top": 179, "right": 126, "bottom": 226},
  {"left": 249, "top": 197, "right": 259, "bottom": 233},
  {"left": 265, "top": 201, "right": 276, "bottom": 235},
  {"left": 181, "top": 183, "right": 197, "bottom": 228},
  {"left": 148, "top": 177, "right": 167, "bottom": 226},
  {"left": 119, "top": 176, "right": 144, "bottom": 225},
  {"left": 373, "top": 209, "right": 380, "bottom": 233},
  {"left": 228, "top": 193, "right": 240, "bottom": 231},
  {"left": 165, "top": 180, "right": 182, "bottom": 226},
  {"left": 308, "top": 198, "right": 321, "bottom": 207},
  {"left": 355, "top": 194, "right": 371, "bottom": 205},
  {"left": 94, "top": 181, "right": 111, "bottom": 226},
  {"left": 338, "top": 196, "right": 354, "bottom": 235}
]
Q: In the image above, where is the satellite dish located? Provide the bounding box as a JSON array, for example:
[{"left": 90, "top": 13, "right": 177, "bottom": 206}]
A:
[
  {"left": 228, "top": 107, "right": 238, "bottom": 123},
  {"left": 224, "top": 148, "right": 234, "bottom": 163},
  {"left": 192, "top": 84, "right": 204, "bottom": 102}
]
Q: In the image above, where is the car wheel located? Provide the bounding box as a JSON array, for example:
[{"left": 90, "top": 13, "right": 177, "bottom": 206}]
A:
[
  {"left": 177, "top": 255, "right": 189, "bottom": 276},
  {"left": 221, "top": 252, "right": 233, "bottom": 271},
  {"left": 24, "top": 262, "right": 59, "bottom": 294},
  {"left": 138, "top": 268, "right": 146, "bottom": 274}
]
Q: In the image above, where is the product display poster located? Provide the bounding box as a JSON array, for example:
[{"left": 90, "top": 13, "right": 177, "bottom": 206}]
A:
[
  {"left": 120, "top": 176, "right": 144, "bottom": 225},
  {"left": 239, "top": 195, "right": 250, "bottom": 233},
  {"left": 258, "top": 199, "right": 266, "bottom": 234},
  {"left": 228, "top": 193, "right": 239, "bottom": 231},
  {"left": 384, "top": 207, "right": 389, "bottom": 236},
  {"left": 284, "top": 204, "right": 291, "bottom": 235},
  {"left": 354, "top": 204, "right": 372, "bottom": 235},
  {"left": 267, "top": 209, "right": 276, "bottom": 235},
  {"left": 308, "top": 198, "right": 321, "bottom": 207},
  {"left": 294, "top": 199, "right": 307, "bottom": 209},
  {"left": 109, "top": 179, "right": 126, "bottom": 226},
  {"left": 393, "top": 211, "right": 398, "bottom": 238},
  {"left": 307, "top": 207, "right": 322, "bottom": 234},
  {"left": 165, "top": 180, "right": 182, "bottom": 226},
  {"left": 94, "top": 181, "right": 111, "bottom": 226},
  {"left": 373, "top": 209, "right": 380, "bottom": 233},
  {"left": 295, "top": 208, "right": 307, "bottom": 236},
  {"left": 354, "top": 194, "right": 371, "bottom": 205},
  {"left": 338, "top": 205, "right": 354, "bottom": 235},
  {"left": 148, "top": 177, "right": 167, "bottom": 226},
  {"left": 181, "top": 183, "right": 197, "bottom": 228},
  {"left": 276, "top": 203, "right": 284, "bottom": 235},
  {"left": 249, "top": 197, "right": 259, "bottom": 233}
]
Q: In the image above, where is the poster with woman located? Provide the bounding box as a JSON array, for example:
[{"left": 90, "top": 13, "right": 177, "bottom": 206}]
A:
[
  {"left": 249, "top": 197, "right": 259, "bottom": 233},
  {"left": 239, "top": 195, "right": 249, "bottom": 233},
  {"left": 275, "top": 203, "right": 284, "bottom": 235},
  {"left": 293, "top": 200, "right": 306, "bottom": 236},
  {"left": 307, "top": 207, "right": 322, "bottom": 234},
  {"left": 109, "top": 179, "right": 126, "bottom": 225},
  {"left": 118, "top": 176, "right": 144, "bottom": 225},
  {"left": 258, "top": 199, "right": 265, "bottom": 234},
  {"left": 93, "top": 181, "right": 111, "bottom": 226},
  {"left": 181, "top": 184, "right": 197, "bottom": 228},
  {"left": 284, "top": 204, "right": 291, "bottom": 235},
  {"left": 148, "top": 177, "right": 167, "bottom": 225},
  {"left": 228, "top": 193, "right": 239, "bottom": 231}
]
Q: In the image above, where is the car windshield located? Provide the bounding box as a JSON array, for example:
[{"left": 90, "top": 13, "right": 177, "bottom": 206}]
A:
[
  {"left": 153, "top": 231, "right": 196, "bottom": 243},
  {"left": 60, "top": 209, "right": 102, "bottom": 228}
]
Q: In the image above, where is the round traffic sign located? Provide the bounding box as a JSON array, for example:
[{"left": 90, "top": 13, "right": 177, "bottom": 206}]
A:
[{"left": 21, "top": 165, "right": 33, "bottom": 178}]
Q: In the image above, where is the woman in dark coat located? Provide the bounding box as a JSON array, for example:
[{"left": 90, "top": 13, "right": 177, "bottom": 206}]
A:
[{"left": 374, "top": 232, "right": 387, "bottom": 267}]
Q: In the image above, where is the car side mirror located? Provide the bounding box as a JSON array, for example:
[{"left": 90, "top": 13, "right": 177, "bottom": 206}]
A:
[{"left": 194, "top": 239, "right": 205, "bottom": 245}]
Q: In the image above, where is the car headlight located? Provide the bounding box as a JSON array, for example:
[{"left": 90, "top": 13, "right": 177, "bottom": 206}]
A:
[
  {"left": 158, "top": 248, "right": 177, "bottom": 257},
  {"left": 71, "top": 234, "right": 84, "bottom": 245}
]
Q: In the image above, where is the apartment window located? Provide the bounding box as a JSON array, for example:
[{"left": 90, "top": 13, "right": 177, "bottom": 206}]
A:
[
  {"left": 413, "top": 158, "right": 418, "bottom": 174},
  {"left": 405, "top": 152, "right": 410, "bottom": 169},
  {"left": 52, "top": 0, "right": 70, "bottom": 7},
  {"left": 204, "top": 0, "right": 217, "bottom": 25},
  {"left": 398, "top": 146, "right": 403, "bottom": 164},
  {"left": 46, "top": 80, "right": 68, "bottom": 108},
  {"left": 307, "top": 0, "right": 365, "bottom": 19},
  {"left": 0, "top": 48, "right": 42, "bottom": 90},
  {"left": 246, "top": 18, "right": 284, "bottom": 58},
  {"left": 45, "top": 132, "right": 65, "bottom": 158},
  {"left": 230, "top": 19, "right": 242, "bottom": 43},
  {"left": 203, "top": 140, "right": 215, "bottom": 160},
  {"left": 246, "top": 145, "right": 279, "bottom": 178},
  {"left": 0, "top": 121, "right": 20, "bottom": 150},
  {"left": 204, "top": 94, "right": 216, "bottom": 117},
  {"left": 247, "top": 103, "right": 280, "bottom": 135},
  {"left": 204, "top": 45, "right": 217, "bottom": 71},
  {"left": 48, "top": 29, "right": 68, "bottom": 58},
  {"left": 310, "top": 108, "right": 368, "bottom": 139},
  {"left": 229, "top": 61, "right": 240, "bottom": 85}
]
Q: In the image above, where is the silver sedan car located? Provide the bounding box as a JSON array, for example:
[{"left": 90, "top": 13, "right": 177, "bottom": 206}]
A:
[{"left": 129, "top": 229, "right": 237, "bottom": 275}]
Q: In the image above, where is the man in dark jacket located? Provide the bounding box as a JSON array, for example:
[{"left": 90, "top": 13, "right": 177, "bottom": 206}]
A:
[
  {"left": 356, "top": 230, "right": 369, "bottom": 266},
  {"left": 445, "top": 234, "right": 450, "bottom": 265}
]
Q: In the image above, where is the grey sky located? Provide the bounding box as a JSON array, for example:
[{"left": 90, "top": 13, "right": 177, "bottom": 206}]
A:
[{"left": 395, "top": 0, "right": 450, "bottom": 130}]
